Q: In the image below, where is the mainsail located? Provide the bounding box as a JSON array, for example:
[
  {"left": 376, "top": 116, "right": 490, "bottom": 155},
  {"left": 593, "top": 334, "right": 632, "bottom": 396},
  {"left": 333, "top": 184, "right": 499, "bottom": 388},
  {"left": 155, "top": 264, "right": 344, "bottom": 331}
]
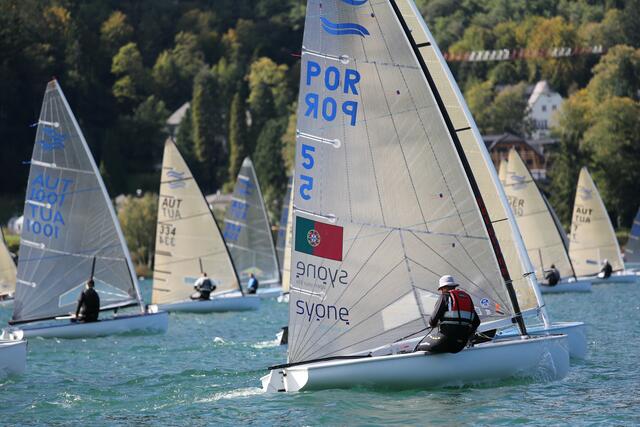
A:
[
  {"left": 12, "top": 80, "right": 141, "bottom": 324},
  {"left": 287, "top": 0, "right": 522, "bottom": 364},
  {"left": 0, "top": 229, "right": 17, "bottom": 297},
  {"left": 498, "top": 160, "right": 508, "bottom": 184},
  {"left": 276, "top": 178, "right": 293, "bottom": 275},
  {"left": 569, "top": 167, "right": 624, "bottom": 276},
  {"left": 152, "top": 140, "right": 242, "bottom": 304},
  {"left": 625, "top": 207, "right": 640, "bottom": 264},
  {"left": 504, "top": 148, "right": 575, "bottom": 281},
  {"left": 223, "top": 157, "right": 280, "bottom": 286}
]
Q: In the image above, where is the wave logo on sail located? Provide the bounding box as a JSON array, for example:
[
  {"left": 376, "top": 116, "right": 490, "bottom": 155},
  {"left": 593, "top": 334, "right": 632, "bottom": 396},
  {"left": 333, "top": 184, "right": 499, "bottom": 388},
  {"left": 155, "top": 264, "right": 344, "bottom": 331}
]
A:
[
  {"left": 340, "top": 0, "right": 368, "bottom": 5},
  {"left": 37, "top": 127, "right": 66, "bottom": 151},
  {"left": 577, "top": 186, "right": 593, "bottom": 201},
  {"left": 320, "top": 17, "right": 370, "bottom": 37},
  {"left": 166, "top": 169, "right": 186, "bottom": 189},
  {"left": 510, "top": 173, "right": 527, "bottom": 190}
]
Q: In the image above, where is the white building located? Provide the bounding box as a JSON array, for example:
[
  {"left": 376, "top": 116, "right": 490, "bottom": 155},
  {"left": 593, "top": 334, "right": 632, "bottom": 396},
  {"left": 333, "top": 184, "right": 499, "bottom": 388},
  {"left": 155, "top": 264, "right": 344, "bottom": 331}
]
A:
[{"left": 527, "top": 81, "right": 563, "bottom": 140}]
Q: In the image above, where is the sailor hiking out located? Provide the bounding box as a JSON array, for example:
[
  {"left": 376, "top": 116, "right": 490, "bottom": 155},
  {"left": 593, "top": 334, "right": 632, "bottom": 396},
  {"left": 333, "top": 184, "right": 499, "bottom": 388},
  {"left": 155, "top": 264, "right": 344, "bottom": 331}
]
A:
[
  {"left": 247, "top": 273, "right": 259, "bottom": 294},
  {"left": 191, "top": 272, "right": 215, "bottom": 300},
  {"left": 417, "top": 275, "right": 480, "bottom": 354},
  {"left": 599, "top": 259, "right": 613, "bottom": 279},
  {"left": 74, "top": 279, "right": 100, "bottom": 323},
  {"left": 545, "top": 264, "right": 561, "bottom": 286}
]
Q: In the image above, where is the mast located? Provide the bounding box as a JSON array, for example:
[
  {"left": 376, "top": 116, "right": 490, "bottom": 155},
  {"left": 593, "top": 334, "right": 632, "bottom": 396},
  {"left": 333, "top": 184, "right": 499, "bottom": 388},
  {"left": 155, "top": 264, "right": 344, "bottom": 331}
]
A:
[{"left": 389, "top": 0, "right": 527, "bottom": 334}]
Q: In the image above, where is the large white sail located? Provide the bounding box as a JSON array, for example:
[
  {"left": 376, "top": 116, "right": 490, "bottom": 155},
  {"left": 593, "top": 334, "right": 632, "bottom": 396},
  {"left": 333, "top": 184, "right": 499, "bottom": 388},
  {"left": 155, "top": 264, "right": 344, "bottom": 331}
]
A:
[
  {"left": 0, "top": 229, "right": 17, "bottom": 297},
  {"left": 276, "top": 178, "right": 293, "bottom": 275},
  {"left": 12, "top": 80, "right": 141, "bottom": 324},
  {"left": 287, "top": 0, "right": 520, "bottom": 364},
  {"left": 223, "top": 157, "right": 280, "bottom": 286},
  {"left": 152, "top": 140, "right": 241, "bottom": 304},
  {"left": 504, "top": 148, "right": 575, "bottom": 281},
  {"left": 625, "top": 207, "right": 640, "bottom": 264},
  {"left": 569, "top": 167, "right": 624, "bottom": 276}
]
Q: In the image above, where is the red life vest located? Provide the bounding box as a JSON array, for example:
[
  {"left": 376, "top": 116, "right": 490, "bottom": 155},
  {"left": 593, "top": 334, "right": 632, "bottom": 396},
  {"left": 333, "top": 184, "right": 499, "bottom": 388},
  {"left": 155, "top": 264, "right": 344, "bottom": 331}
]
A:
[{"left": 442, "top": 289, "right": 475, "bottom": 325}]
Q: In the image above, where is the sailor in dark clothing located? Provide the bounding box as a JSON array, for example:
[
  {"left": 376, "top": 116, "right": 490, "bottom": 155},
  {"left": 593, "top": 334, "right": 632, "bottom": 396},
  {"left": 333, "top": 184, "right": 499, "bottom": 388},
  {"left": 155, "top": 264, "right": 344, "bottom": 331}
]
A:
[
  {"left": 247, "top": 273, "right": 259, "bottom": 294},
  {"left": 600, "top": 259, "right": 613, "bottom": 279},
  {"left": 191, "top": 272, "right": 215, "bottom": 300},
  {"left": 74, "top": 279, "right": 100, "bottom": 322},
  {"left": 545, "top": 264, "right": 561, "bottom": 286},
  {"left": 416, "top": 275, "right": 481, "bottom": 354}
]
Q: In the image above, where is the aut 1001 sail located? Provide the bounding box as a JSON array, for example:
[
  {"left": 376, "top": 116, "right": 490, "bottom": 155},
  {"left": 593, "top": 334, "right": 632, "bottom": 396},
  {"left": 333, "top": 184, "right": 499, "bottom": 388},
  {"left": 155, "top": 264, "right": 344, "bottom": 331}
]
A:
[
  {"left": 152, "top": 140, "right": 242, "bottom": 304},
  {"left": 286, "top": 0, "right": 523, "bottom": 365},
  {"left": 569, "top": 167, "right": 624, "bottom": 276},
  {"left": 12, "top": 80, "right": 141, "bottom": 324},
  {"left": 223, "top": 158, "right": 280, "bottom": 287},
  {"left": 0, "top": 229, "right": 17, "bottom": 297},
  {"left": 504, "top": 148, "right": 576, "bottom": 281}
]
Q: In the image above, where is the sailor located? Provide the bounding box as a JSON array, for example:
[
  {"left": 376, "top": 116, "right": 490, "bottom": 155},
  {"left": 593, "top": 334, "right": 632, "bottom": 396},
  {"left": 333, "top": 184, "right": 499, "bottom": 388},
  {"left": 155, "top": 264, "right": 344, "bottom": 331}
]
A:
[
  {"left": 74, "top": 279, "right": 100, "bottom": 322},
  {"left": 192, "top": 272, "right": 215, "bottom": 300},
  {"left": 600, "top": 259, "right": 613, "bottom": 279},
  {"left": 416, "top": 275, "right": 480, "bottom": 354},
  {"left": 247, "top": 273, "right": 259, "bottom": 294},
  {"left": 545, "top": 264, "right": 561, "bottom": 286}
]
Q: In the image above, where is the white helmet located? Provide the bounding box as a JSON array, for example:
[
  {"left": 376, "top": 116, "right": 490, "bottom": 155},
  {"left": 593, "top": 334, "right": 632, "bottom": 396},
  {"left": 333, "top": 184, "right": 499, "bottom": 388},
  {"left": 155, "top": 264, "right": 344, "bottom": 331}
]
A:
[{"left": 438, "top": 275, "right": 459, "bottom": 290}]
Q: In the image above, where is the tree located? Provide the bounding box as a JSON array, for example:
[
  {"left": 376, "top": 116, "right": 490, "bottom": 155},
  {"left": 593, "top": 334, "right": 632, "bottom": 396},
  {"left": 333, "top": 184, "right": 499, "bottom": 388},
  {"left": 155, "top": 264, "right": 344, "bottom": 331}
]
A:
[
  {"left": 111, "top": 42, "right": 149, "bottom": 104},
  {"left": 192, "top": 67, "right": 226, "bottom": 192},
  {"left": 464, "top": 79, "right": 494, "bottom": 133},
  {"left": 248, "top": 80, "right": 276, "bottom": 151},
  {"left": 248, "top": 57, "right": 291, "bottom": 116},
  {"left": 281, "top": 105, "right": 297, "bottom": 174},
  {"left": 118, "top": 193, "right": 158, "bottom": 275},
  {"left": 100, "top": 11, "right": 133, "bottom": 55},
  {"left": 227, "top": 90, "right": 249, "bottom": 190},
  {"left": 485, "top": 83, "right": 531, "bottom": 136},
  {"left": 253, "top": 118, "right": 287, "bottom": 219},
  {"left": 586, "top": 45, "right": 640, "bottom": 103}
]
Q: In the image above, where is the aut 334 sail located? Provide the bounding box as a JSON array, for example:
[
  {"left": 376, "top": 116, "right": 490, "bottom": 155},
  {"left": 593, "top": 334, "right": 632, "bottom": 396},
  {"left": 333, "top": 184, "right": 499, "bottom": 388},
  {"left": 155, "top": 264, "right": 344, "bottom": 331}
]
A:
[
  {"left": 11, "top": 80, "right": 143, "bottom": 325},
  {"left": 223, "top": 158, "right": 281, "bottom": 288},
  {"left": 152, "top": 140, "right": 243, "bottom": 304}
]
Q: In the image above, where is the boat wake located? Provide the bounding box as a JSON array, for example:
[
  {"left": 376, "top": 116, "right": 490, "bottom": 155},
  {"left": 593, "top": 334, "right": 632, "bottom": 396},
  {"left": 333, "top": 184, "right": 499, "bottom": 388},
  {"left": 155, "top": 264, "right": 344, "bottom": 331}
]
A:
[
  {"left": 197, "top": 387, "right": 264, "bottom": 402},
  {"left": 251, "top": 338, "right": 280, "bottom": 349}
]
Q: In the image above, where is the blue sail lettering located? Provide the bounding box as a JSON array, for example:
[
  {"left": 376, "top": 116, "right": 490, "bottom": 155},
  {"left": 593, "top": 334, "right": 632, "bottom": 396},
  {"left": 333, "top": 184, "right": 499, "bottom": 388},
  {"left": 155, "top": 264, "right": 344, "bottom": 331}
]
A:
[{"left": 304, "top": 61, "right": 360, "bottom": 126}]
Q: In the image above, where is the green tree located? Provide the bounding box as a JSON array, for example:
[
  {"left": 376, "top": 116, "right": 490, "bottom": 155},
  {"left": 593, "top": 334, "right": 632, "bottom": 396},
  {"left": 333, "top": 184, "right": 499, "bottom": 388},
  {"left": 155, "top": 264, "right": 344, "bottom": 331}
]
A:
[
  {"left": 118, "top": 193, "right": 158, "bottom": 275},
  {"left": 248, "top": 57, "right": 291, "bottom": 115},
  {"left": 112, "top": 42, "right": 148, "bottom": 104},
  {"left": 486, "top": 83, "right": 531, "bottom": 135},
  {"left": 227, "top": 90, "right": 249, "bottom": 190},
  {"left": 253, "top": 118, "right": 288, "bottom": 220},
  {"left": 248, "top": 80, "right": 276, "bottom": 151},
  {"left": 586, "top": 45, "right": 640, "bottom": 102},
  {"left": 281, "top": 105, "right": 297, "bottom": 174},
  {"left": 100, "top": 11, "right": 133, "bottom": 55},
  {"left": 464, "top": 79, "right": 494, "bottom": 132}
]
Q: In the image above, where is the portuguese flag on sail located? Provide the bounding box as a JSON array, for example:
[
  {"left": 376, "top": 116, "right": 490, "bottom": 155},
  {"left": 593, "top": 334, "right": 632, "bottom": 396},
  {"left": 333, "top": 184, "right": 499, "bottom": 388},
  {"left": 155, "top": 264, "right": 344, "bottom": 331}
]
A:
[{"left": 295, "top": 216, "right": 343, "bottom": 261}]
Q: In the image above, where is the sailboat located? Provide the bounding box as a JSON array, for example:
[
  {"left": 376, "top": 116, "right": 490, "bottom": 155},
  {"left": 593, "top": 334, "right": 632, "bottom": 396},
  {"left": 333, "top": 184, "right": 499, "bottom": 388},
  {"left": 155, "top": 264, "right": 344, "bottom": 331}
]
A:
[
  {"left": 624, "top": 207, "right": 640, "bottom": 269},
  {"left": 0, "top": 331, "right": 26, "bottom": 378},
  {"left": 1, "top": 80, "right": 168, "bottom": 339},
  {"left": 569, "top": 167, "right": 639, "bottom": 284},
  {"left": 149, "top": 140, "right": 260, "bottom": 313},
  {"left": 262, "top": 0, "right": 568, "bottom": 392},
  {"left": 0, "top": 228, "right": 17, "bottom": 306},
  {"left": 223, "top": 157, "right": 282, "bottom": 298},
  {"left": 503, "top": 149, "right": 591, "bottom": 293}
]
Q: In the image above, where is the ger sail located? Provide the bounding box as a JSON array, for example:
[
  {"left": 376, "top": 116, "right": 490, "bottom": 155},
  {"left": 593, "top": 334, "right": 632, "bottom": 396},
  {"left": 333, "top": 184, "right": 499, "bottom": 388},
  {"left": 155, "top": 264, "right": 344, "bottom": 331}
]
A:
[
  {"left": 151, "top": 140, "right": 258, "bottom": 313},
  {"left": 263, "top": 0, "right": 568, "bottom": 392},
  {"left": 569, "top": 167, "right": 624, "bottom": 276},
  {"left": 223, "top": 158, "right": 281, "bottom": 291},
  {"left": 0, "top": 229, "right": 17, "bottom": 300},
  {"left": 5, "top": 80, "right": 168, "bottom": 338}
]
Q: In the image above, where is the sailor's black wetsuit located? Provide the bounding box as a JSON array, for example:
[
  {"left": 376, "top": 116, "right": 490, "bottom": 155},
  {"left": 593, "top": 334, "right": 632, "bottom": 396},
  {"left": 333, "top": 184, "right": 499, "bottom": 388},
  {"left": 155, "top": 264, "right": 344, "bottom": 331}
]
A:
[
  {"left": 417, "top": 289, "right": 480, "bottom": 354},
  {"left": 545, "top": 268, "right": 560, "bottom": 286},
  {"left": 601, "top": 262, "right": 613, "bottom": 279},
  {"left": 76, "top": 288, "right": 100, "bottom": 322}
]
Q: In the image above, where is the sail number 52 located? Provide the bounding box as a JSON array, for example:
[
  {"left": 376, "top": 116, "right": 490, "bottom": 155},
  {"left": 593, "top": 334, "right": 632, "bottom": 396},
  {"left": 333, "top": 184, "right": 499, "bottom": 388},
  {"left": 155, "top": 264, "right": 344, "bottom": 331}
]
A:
[{"left": 299, "top": 144, "right": 315, "bottom": 200}]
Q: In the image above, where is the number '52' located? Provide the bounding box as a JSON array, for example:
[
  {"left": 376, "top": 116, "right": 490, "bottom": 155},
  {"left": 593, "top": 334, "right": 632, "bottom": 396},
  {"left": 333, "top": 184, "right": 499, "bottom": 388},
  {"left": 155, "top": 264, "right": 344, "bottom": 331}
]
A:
[{"left": 299, "top": 143, "right": 316, "bottom": 200}]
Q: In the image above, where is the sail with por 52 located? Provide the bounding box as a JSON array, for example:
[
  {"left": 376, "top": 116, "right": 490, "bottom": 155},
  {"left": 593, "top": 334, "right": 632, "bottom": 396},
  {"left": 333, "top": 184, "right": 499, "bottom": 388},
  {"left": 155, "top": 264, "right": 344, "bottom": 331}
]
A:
[{"left": 12, "top": 80, "right": 140, "bottom": 324}]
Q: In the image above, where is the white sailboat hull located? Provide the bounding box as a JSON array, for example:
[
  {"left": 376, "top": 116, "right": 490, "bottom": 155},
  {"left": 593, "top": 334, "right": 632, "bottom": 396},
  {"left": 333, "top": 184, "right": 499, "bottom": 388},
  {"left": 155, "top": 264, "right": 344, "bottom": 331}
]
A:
[
  {"left": 5, "top": 311, "right": 169, "bottom": 339},
  {"left": 255, "top": 286, "right": 283, "bottom": 299},
  {"left": 540, "top": 277, "right": 592, "bottom": 293},
  {"left": 262, "top": 334, "right": 569, "bottom": 392},
  {"left": 0, "top": 338, "right": 27, "bottom": 378},
  {"left": 498, "top": 321, "right": 586, "bottom": 359},
  {"left": 154, "top": 294, "right": 260, "bottom": 313}
]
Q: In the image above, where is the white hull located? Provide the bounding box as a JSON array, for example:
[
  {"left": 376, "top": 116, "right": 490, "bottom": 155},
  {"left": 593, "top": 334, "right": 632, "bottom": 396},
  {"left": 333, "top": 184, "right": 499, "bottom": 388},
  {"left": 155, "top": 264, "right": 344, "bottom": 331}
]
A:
[
  {"left": 262, "top": 334, "right": 569, "bottom": 392},
  {"left": 0, "top": 338, "right": 27, "bottom": 378},
  {"left": 498, "top": 321, "right": 587, "bottom": 359},
  {"left": 4, "top": 311, "right": 168, "bottom": 339},
  {"left": 540, "top": 277, "right": 592, "bottom": 293},
  {"left": 255, "top": 286, "right": 283, "bottom": 299},
  {"left": 155, "top": 294, "right": 260, "bottom": 313},
  {"left": 587, "top": 271, "right": 639, "bottom": 285}
]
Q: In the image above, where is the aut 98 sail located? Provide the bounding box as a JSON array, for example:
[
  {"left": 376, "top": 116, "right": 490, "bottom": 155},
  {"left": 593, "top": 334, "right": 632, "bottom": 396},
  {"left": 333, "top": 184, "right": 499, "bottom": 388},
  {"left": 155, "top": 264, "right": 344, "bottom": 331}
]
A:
[
  {"left": 223, "top": 158, "right": 280, "bottom": 287},
  {"left": 287, "top": 0, "right": 523, "bottom": 365},
  {"left": 569, "top": 167, "right": 624, "bottom": 276},
  {"left": 0, "top": 229, "right": 16, "bottom": 297},
  {"left": 12, "top": 80, "right": 141, "bottom": 324},
  {"left": 152, "top": 140, "right": 242, "bottom": 304}
]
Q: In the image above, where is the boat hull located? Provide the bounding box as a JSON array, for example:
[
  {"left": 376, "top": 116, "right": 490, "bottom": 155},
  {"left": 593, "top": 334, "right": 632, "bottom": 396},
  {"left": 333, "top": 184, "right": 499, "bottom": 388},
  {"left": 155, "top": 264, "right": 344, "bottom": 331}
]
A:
[
  {"left": 0, "top": 338, "right": 27, "bottom": 378},
  {"left": 263, "top": 334, "right": 569, "bottom": 392},
  {"left": 540, "top": 277, "right": 592, "bottom": 293},
  {"left": 255, "top": 286, "right": 283, "bottom": 299},
  {"left": 498, "top": 321, "right": 586, "bottom": 359},
  {"left": 155, "top": 295, "right": 260, "bottom": 313},
  {"left": 6, "top": 311, "right": 169, "bottom": 339},
  {"left": 587, "top": 271, "right": 639, "bottom": 285}
]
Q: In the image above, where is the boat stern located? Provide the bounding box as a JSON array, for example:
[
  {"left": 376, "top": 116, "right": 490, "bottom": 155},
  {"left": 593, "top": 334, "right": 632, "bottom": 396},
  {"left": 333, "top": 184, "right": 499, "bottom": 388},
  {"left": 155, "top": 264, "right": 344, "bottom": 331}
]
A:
[{"left": 262, "top": 369, "right": 286, "bottom": 393}]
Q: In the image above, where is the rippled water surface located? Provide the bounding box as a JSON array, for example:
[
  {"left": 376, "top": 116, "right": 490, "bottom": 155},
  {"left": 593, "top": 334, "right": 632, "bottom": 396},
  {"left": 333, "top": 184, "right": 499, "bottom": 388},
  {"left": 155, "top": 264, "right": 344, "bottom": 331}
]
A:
[{"left": 1, "top": 280, "right": 639, "bottom": 425}]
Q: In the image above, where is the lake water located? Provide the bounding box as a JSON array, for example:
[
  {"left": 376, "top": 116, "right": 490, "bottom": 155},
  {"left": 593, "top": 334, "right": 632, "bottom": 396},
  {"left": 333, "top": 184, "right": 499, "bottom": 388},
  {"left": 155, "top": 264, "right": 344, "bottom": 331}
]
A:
[{"left": 1, "top": 280, "right": 639, "bottom": 425}]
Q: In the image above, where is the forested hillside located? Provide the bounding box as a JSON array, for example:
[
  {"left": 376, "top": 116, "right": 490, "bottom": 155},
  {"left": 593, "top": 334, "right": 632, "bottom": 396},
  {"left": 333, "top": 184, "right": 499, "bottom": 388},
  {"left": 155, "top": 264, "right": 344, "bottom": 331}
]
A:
[{"left": 1, "top": 0, "right": 639, "bottom": 229}]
